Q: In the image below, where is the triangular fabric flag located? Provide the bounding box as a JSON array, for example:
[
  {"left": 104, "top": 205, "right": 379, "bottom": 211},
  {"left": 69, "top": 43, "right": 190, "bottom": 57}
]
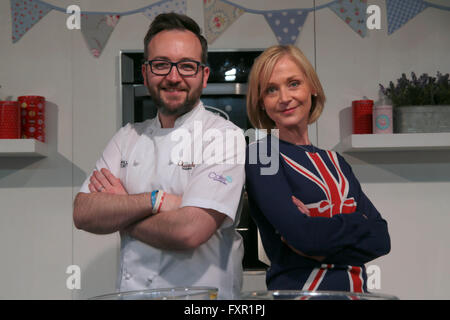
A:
[
  {"left": 264, "top": 10, "right": 309, "bottom": 45},
  {"left": 329, "top": 0, "right": 368, "bottom": 38},
  {"left": 10, "top": 0, "right": 52, "bottom": 43},
  {"left": 81, "top": 14, "right": 121, "bottom": 58},
  {"left": 386, "top": 0, "right": 428, "bottom": 35},
  {"left": 203, "top": 0, "right": 245, "bottom": 44},
  {"left": 142, "top": 0, "right": 187, "bottom": 21}
]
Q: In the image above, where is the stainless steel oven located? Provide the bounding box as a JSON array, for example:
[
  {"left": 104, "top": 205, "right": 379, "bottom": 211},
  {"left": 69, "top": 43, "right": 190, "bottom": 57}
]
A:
[{"left": 120, "top": 49, "right": 267, "bottom": 270}]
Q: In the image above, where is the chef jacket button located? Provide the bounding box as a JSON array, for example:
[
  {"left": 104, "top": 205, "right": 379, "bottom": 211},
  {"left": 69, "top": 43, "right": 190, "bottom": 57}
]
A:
[{"left": 124, "top": 272, "right": 132, "bottom": 280}]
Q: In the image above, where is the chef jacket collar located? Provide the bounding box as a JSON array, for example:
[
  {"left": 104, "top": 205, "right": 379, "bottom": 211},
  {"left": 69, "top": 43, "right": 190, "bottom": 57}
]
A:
[{"left": 153, "top": 101, "right": 204, "bottom": 130}]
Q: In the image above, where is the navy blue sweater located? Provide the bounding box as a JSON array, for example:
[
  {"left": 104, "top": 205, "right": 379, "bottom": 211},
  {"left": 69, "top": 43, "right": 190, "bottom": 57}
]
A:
[{"left": 245, "top": 136, "right": 390, "bottom": 291}]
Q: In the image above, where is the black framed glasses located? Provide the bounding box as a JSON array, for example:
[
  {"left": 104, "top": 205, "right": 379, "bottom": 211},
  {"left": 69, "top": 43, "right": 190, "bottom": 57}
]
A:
[{"left": 144, "top": 59, "right": 206, "bottom": 76}]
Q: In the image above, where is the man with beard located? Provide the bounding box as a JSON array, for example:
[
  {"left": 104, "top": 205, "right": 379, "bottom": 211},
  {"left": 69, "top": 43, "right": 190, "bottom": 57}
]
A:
[{"left": 73, "top": 13, "right": 245, "bottom": 299}]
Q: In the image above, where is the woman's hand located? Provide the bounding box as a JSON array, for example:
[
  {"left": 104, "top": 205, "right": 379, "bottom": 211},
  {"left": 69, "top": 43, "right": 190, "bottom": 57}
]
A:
[
  {"left": 88, "top": 168, "right": 128, "bottom": 195},
  {"left": 291, "top": 195, "right": 310, "bottom": 216}
]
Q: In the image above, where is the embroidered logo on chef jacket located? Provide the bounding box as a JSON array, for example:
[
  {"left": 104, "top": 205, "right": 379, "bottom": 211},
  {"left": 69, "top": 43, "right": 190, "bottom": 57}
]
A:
[
  {"left": 120, "top": 160, "right": 128, "bottom": 168},
  {"left": 168, "top": 160, "right": 196, "bottom": 170},
  {"left": 178, "top": 160, "right": 196, "bottom": 170},
  {"left": 208, "top": 172, "right": 232, "bottom": 185}
]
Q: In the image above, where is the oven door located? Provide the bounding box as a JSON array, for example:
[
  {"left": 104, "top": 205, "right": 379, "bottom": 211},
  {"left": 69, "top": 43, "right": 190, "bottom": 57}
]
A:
[
  {"left": 122, "top": 83, "right": 250, "bottom": 128},
  {"left": 122, "top": 84, "right": 156, "bottom": 126},
  {"left": 201, "top": 83, "right": 250, "bottom": 130}
]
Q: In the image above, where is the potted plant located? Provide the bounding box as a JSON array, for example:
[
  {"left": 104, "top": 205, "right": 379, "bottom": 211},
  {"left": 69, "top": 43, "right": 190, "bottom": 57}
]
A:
[{"left": 379, "top": 72, "right": 450, "bottom": 133}]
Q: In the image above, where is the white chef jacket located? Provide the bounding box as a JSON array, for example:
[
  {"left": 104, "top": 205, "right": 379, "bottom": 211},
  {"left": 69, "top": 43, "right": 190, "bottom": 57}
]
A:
[{"left": 79, "top": 102, "right": 245, "bottom": 299}]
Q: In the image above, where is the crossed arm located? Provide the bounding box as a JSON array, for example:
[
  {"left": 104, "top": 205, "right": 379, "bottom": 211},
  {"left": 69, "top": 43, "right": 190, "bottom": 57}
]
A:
[
  {"left": 245, "top": 151, "right": 389, "bottom": 265},
  {"left": 73, "top": 168, "right": 226, "bottom": 250}
]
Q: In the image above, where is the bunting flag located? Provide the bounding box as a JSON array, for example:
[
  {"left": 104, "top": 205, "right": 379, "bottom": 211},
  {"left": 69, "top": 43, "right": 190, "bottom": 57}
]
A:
[
  {"left": 203, "top": 0, "right": 450, "bottom": 44},
  {"left": 264, "top": 10, "right": 309, "bottom": 45},
  {"left": 329, "top": 0, "right": 368, "bottom": 38},
  {"left": 386, "top": 0, "right": 429, "bottom": 35},
  {"left": 142, "top": 0, "right": 187, "bottom": 21},
  {"left": 10, "top": 0, "right": 52, "bottom": 43},
  {"left": 81, "top": 14, "right": 121, "bottom": 58},
  {"left": 9, "top": 0, "right": 450, "bottom": 57},
  {"left": 9, "top": 0, "right": 187, "bottom": 58},
  {"left": 203, "top": 0, "right": 245, "bottom": 44}
]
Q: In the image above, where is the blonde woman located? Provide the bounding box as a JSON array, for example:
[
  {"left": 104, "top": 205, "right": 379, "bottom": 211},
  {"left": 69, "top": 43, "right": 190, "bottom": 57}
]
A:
[{"left": 245, "top": 45, "right": 390, "bottom": 292}]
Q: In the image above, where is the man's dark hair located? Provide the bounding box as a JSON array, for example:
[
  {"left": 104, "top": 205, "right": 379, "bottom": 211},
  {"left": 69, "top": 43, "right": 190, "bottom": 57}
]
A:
[{"left": 144, "top": 13, "right": 208, "bottom": 64}]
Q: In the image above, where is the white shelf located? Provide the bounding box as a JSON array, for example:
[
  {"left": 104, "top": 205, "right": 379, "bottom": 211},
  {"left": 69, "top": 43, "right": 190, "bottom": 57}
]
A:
[
  {"left": 0, "top": 139, "right": 48, "bottom": 157},
  {"left": 339, "top": 133, "right": 450, "bottom": 152}
]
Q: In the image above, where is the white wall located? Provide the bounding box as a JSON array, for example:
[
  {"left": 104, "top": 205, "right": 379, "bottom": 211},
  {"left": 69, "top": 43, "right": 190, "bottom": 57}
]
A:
[
  {"left": 0, "top": 2, "right": 74, "bottom": 299},
  {"left": 0, "top": 0, "right": 449, "bottom": 299}
]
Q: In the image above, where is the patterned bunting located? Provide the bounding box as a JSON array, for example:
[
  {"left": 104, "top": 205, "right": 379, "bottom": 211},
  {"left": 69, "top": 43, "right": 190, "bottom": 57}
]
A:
[
  {"left": 10, "top": 0, "right": 52, "bottom": 43},
  {"left": 329, "top": 0, "right": 368, "bottom": 38},
  {"left": 264, "top": 10, "right": 309, "bottom": 45},
  {"left": 142, "top": 0, "right": 187, "bottom": 21},
  {"left": 203, "top": 0, "right": 245, "bottom": 44},
  {"left": 10, "top": 0, "right": 450, "bottom": 58},
  {"left": 81, "top": 14, "right": 121, "bottom": 58},
  {"left": 386, "top": 0, "right": 428, "bottom": 35}
]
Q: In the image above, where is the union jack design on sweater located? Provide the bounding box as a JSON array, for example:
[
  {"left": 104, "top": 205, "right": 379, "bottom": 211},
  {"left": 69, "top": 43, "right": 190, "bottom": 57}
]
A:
[
  {"left": 245, "top": 136, "right": 390, "bottom": 293},
  {"left": 281, "top": 151, "right": 357, "bottom": 218}
]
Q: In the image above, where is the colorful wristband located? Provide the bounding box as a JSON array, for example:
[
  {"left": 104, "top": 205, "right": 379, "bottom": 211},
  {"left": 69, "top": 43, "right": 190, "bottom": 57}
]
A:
[
  {"left": 152, "top": 190, "right": 165, "bottom": 214},
  {"left": 157, "top": 191, "right": 165, "bottom": 213},
  {"left": 151, "top": 190, "right": 158, "bottom": 213}
]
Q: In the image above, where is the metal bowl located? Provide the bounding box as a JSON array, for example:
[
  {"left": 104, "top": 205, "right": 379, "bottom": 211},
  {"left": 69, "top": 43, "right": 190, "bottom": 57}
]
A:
[
  {"left": 90, "top": 286, "right": 218, "bottom": 300},
  {"left": 240, "top": 290, "right": 399, "bottom": 300}
]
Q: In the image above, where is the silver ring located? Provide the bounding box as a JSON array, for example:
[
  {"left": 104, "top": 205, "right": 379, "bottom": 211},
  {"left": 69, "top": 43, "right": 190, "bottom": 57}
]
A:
[{"left": 99, "top": 186, "right": 105, "bottom": 192}]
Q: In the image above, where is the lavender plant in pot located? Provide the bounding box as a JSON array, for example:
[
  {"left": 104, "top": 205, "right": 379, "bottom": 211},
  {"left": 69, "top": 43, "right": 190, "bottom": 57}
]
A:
[{"left": 380, "top": 72, "right": 450, "bottom": 133}]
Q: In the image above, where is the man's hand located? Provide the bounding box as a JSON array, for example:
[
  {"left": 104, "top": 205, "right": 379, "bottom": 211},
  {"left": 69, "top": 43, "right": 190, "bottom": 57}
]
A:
[
  {"left": 159, "top": 193, "right": 182, "bottom": 213},
  {"left": 88, "top": 168, "right": 128, "bottom": 195}
]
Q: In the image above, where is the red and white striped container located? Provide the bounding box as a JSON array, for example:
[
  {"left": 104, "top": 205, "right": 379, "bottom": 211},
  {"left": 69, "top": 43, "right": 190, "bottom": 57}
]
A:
[
  {"left": 0, "top": 101, "right": 21, "bottom": 139},
  {"left": 18, "top": 96, "right": 46, "bottom": 142}
]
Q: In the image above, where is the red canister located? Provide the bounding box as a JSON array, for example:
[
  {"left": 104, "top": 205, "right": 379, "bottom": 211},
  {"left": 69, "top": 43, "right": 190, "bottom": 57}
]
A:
[
  {"left": 352, "top": 99, "right": 373, "bottom": 134},
  {"left": 0, "top": 101, "right": 21, "bottom": 139},
  {"left": 18, "top": 96, "right": 46, "bottom": 142}
]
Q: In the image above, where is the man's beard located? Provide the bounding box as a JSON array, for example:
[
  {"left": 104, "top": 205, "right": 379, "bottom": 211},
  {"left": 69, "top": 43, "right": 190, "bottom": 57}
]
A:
[{"left": 147, "top": 77, "right": 203, "bottom": 117}]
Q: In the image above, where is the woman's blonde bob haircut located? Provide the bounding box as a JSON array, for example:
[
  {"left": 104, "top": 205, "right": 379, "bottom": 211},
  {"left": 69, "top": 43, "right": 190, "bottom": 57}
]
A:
[{"left": 247, "top": 45, "right": 326, "bottom": 130}]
